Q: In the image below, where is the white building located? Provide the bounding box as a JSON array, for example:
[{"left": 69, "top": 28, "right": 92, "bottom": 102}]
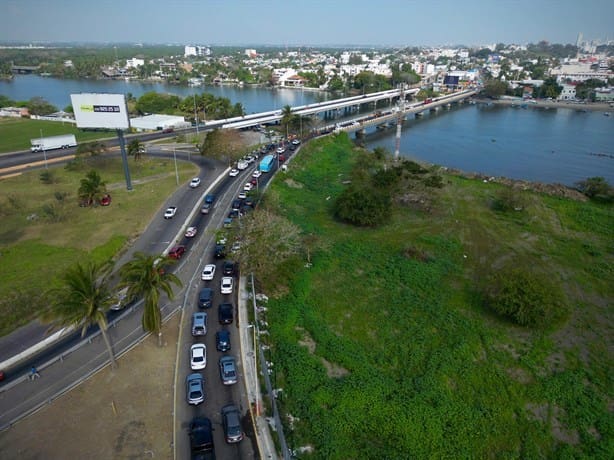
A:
[
  {"left": 245, "top": 49, "right": 257, "bottom": 58},
  {"left": 550, "top": 63, "right": 611, "bottom": 83},
  {"left": 558, "top": 84, "right": 577, "bottom": 101},
  {"left": 184, "top": 45, "right": 211, "bottom": 57},
  {"left": 130, "top": 114, "right": 191, "bottom": 132},
  {"left": 126, "top": 57, "right": 144, "bottom": 69}
]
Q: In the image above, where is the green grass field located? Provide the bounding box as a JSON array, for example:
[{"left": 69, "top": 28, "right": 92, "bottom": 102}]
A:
[
  {"left": 0, "top": 117, "right": 114, "bottom": 154},
  {"left": 0, "top": 155, "right": 198, "bottom": 336},
  {"left": 261, "top": 134, "right": 613, "bottom": 458}
]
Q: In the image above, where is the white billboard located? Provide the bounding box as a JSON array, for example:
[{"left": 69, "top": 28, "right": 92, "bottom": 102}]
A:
[{"left": 70, "top": 93, "right": 130, "bottom": 129}]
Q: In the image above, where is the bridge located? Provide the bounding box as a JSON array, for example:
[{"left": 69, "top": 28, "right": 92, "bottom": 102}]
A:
[
  {"left": 203, "top": 87, "right": 420, "bottom": 131},
  {"left": 329, "top": 89, "right": 478, "bottom": 134},
  {"left": 11, "top": 65, "right": 41, "bottom": 74}
]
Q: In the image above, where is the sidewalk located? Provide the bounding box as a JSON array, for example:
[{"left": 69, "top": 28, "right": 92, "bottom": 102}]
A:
[{"left": 238, "top": 276, "right": 279, "bottom": 460}]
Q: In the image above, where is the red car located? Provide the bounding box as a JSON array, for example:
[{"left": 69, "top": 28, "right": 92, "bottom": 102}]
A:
[
  {"left": 99, "top": 194, "right": 112, "bottom": 206},
  {"left": 168, "top": 245, "right": 186, "bottom": 259}
]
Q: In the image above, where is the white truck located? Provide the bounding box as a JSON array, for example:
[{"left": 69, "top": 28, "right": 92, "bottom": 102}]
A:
[
  {"left": 30, "top": 134, "right": 77, "bottom": 152},
  {"left": 236, "top": 159, "right": 249, "bottom": 170}
]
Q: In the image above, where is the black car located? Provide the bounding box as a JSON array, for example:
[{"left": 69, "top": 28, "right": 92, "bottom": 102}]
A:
[
  {"left": 244, "top": 197, "right": 255, "bottom": 208},
  {"left": 189, "top": 416, "right": 214, "bottom": 456},
  {"left": 231, "top": 199, "right": 242, "bottom": 211},
  {"left": 228, "top": 209, "right": 241, "bottom": 219},
  {"left": 216, "top": 329, "right": 231, "bottom": 352},
  {"left": 218, "top": 303, "right": 234, "bottom": 324},
  {"left": 221, "top": 404, "right": 244, "bottom": 443},
  {"left": 223, "top": 260, "right": 236, "bottom": 276},
  {"left": 198, "top": 287, "right": 213, "bottom": 309},
  {"left": 214, "top": 244, "right": 226, "bottom": 259},
  {"left": 204, "top": 194, "right": 216, "bottom": 204}
]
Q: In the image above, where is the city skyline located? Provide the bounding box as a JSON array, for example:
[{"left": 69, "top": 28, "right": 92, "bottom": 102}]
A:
[{"left": 2, "top": 0, "right": 613, "bottom": 48}]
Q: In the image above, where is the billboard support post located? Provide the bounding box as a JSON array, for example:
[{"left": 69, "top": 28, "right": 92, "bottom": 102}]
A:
[{"left": 117, "top": 129, "right": 132, "bottom": 191}]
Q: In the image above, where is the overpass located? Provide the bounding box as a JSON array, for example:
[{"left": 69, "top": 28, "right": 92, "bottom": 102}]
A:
[{"left": 203, "top": 87, "right": 420, "bottom": 131}]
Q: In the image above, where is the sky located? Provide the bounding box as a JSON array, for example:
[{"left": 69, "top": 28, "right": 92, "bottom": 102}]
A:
[{"left": 1, "top": 0, "right": 613, "bottom": 47}]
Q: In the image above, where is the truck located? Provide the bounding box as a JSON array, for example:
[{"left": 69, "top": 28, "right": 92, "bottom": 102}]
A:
[{"left": 30, "top": 134, "right": 77, "bottom": 152}]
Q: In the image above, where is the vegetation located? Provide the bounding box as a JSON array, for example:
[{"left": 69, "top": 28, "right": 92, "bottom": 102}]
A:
[
  {"left": 119, "top": 252, "right": 182, "bottom": 346},
  {"left": 77, "top": 170, "right": 107, "bottom": 206},
  {"left": 255, "top": 134, "right": 612, "bottom": 458},
  {"left": 0, "top": 156, "right": 198, "bottom": 337},
  {"left": 575, "top": 177, "right": 613, "bottom": 202},
  {"left": 43, "top": 260, "right": 118, "bottom": 368}
]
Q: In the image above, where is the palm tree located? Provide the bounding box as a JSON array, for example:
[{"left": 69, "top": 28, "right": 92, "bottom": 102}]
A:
[
  {"left": 127, "top": 139, "right": 144, "bottom": 161},
  {"left": 281, "top": 104, "right": 293, "bottom": 138},
  {"left": 119, "top": 252, "right": 182, "bottom": 346},
  {"left": 78, "top": 169, "right": 106, "bottom": 207},
  {"left": 43, "top": 260, "right": 118, "bottom": 368}
]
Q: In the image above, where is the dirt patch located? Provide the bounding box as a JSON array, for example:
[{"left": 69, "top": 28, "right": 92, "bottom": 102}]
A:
[
  {"left": 0, "top": 314, "right": 179, "bottom": 459},
  {"left": 284, "top": 178, "right": 304, "bottom": 189},
  {"left": 321, "top": 357, "right": 349, "bottom": 379},
  {"left": 297, "top": 327, "right": 316, "bottom": 354},
  {"left": 525, "top": 402, "right": 580, "bottom": 445},
  {"left": 506, "top": 367, "right": 534, "bottom": 384}
]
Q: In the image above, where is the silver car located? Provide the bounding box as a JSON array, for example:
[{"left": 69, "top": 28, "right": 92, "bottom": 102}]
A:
[
  {"left": 186, "top": 373, "right": 205, "bottom": 405},
  {"left": 219, "top": 356, "right": 237, "bottom": 385}
]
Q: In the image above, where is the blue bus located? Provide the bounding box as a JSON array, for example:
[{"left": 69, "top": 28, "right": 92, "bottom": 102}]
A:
[{"left": 259, "top": 154, "right": 275, "bottom": 173}]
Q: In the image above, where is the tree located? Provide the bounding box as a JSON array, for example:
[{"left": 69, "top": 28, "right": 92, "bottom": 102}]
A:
[
  {"left": 333, "top": 185, "right": 391, "bottom": 227},
  {"left": 78, "top": 170, "right": 106, "bottom": 207},
  {"left": 484, "top": 267, "right": 569, "bottom": 328},
  {"left": 127, "top": 139, "right": 144, "bottom": 161},
  {"left": 281, "top": 105, "right": 293, "bottom": 138},
  {"left": 199, "top": 128, "right": 245, "bottom": 165},
  {"left": 575, "top": 177, "right": 613, "bottom": 202},
  {"left": 76, "top": 140, "right": 107, "bottom": 158},
  {"left": 234, "top": 209, "right": 302, "bottom": 281},
  {"left": 26, "top": 97, "right": 57, "bottom": 116},
  {"left": 43, "top": 260, "right": 118, "bottom": 368},
  {"left": 119, "top": 252, "right": 182, "bottom": 346},
  {"left": 482, "top": 80, "right": 508, "bottom": 98}
]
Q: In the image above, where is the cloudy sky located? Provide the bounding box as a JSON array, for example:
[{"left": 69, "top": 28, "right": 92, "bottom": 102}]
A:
[{"left": 2, "top": 0, "right": 612, "bottom": 47}]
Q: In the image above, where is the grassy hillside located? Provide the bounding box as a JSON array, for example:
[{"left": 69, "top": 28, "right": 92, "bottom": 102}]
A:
[{"left": 261, "top": 134, "right": 613, "bottom": 458}]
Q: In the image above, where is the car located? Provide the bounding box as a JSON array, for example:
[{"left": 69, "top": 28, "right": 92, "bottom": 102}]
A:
[
  {"left": 200, "top": 202, "right": 212, "bottom": 214},
  {"left": 243, "top": 182, "right": 253, "bottom": 192},
  {"left": 244, "top": 197, "right": 255, "bottom": 208},
  {"left": 201, "top": 264, "right": 216, "bottom": 281},
  {"left": 231, "top": 199, "right": 242, "bottom": 211},
  {"left": 100, "top": 194, "right": 112, "bottom": 206},
  {"left": 198, "top": 287, "right": 213, "bottom": 309},
  {"left": 220, "top": 277, "right": 233, "bottom": 294},
  {"left": 216, "top": 234, "right": 227, "bottom": 245},
  {"left": 276, "top": 146, "right": 285, "bottom": 154},
  {"left": 289, "top": 144, "right": 296, "bottom": 151},
  {"left": 185, "top": 226, "right": 198, "bottom": 238},
  {"left": 221, "top": 404, "right": 244, "bottom": 443},
  {"left": 186, "top": 373, "right": 205, "bottom": 405},
  {"left": 190, "top": 344, "right": 207, "bottom": 370},
  {"left": 228, "top": 209, "right": 240, "bottom": 219},
  {"left": 223, "top": 260, "right": 236, "bottom": 276},
  {"left": 245, "top": 155, "right": 255, "bottom": 164},
  {"left": 189, "top": 177, "right": 201, "bottom": 188},
  {"left": 189, "top": 417, "right": 214, "bottom": 456},
  {"left": 219, "top": 356, "right": 238, "bottom": 385},
  {"left": 278, "top": 154, "right": 286, "bottom": 163},
  {"left": 216, "top": 329, "right": 231, "bottom": 352},
  {"left": 218, "top": 302, "right": 234, "bottom": 324},
  {"left": 250, "top": 178, "right": 258, "bottom": 186},
  {"left": 230, "top": 241, "right": 241, "bottom": 253},
  {"left": 164, "top": 206, "right": 177, "bottom": 219},
  {"left": 162, "top": 127, "right": 174, "bottom": 134},
  {"left": 292, "top": 139, "right": 301, "bottom": 145},
  {"left": 223, "top": 217, "right": 233, "bottom": 228},
  {"left": 229, "top": 168, "right": 240, "bottom": 177},
  {"left": 191, "top": 312, "right": 207, "bottom": 336},
  {"left": 252, "top": 170, "right": 262, "bottom": 178},
  {"left": 109, "top": 286, "right": 134, "bottom": 311},
  {"left": 168, "top": 245, "right": 186, "bottom": 259},
  {"left": 214, "top": 244, "right": 226, "bottom": 258},
  {"left": 204, "top": 194, "right": 216, "bottom": 204},
  {"left": 238, "top": 191, "right": 247, "bottom": 200}
]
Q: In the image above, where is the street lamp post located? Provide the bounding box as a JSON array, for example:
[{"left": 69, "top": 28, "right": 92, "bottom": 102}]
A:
[
  {"left": 193, "top": 93, "right": 199, "bottom": 136},
  {"left": 173, "top": 146, "right": 179, "bottom": 185}
]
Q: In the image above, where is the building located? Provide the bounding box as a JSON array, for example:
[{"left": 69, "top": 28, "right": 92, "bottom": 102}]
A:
[
  {"left": 558, "top": 83, "right": 577, "bottom": 101},
  {"left": 550, "top": 63, "right": 611, "bottom": 83},
  {"left": 594, "top": 87, "right": 614, "bottom": 103},
  {"left": 126, "top": 58, "right": 144, "bottom": 69},
  {"left": 245, "top": 49, "right": 257, "bottom": 58},
  {"left": 184, "top": 45, "right": 211, "bottom": 57},
  {"left": 130, "top": 114, "right": 191, "bottom": 132}
]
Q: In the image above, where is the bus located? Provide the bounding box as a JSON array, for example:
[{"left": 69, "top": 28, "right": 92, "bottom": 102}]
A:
[{"left": 259, "top": 154, "right": 276, "bottom": 173}]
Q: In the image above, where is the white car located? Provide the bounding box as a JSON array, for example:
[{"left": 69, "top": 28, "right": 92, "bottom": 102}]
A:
[
  {"left": 238, "top": 191, "right": 247, "bottom": 200},
  {"left": 276, "top": 147, "right": 285, "bottom": 154},
  {"left": 252, "top": 170, "right": 262, "bottom": 178},
  {"left": 291, "top": 139, "right": 301, "bottom": 145},
  {"left": 163, "top": 206, "right": 177, "bottom": 219},
  {"left": 229, "top": 168, "right": 240, "bottom": 177},
  {"left": 189, "top": 177, "right": 201, "bottom": 188},
  {"left": 243, "top": 183, "right": 253, "bottom": 192},
  {"left": 201, "top": 264, "right": 216, "bottom": 281},
  {"left": 190, "top": 344, "right": 207, "bottom": 370},
  {"left": 185, "top": 226, "right": 198, "bottom": 238},
  {"left": 221, "top": 276, "right": 233, "bottom": 294}
]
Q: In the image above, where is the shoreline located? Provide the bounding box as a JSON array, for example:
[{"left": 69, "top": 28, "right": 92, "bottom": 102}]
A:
[{"left": 476, "top": 98, "right": 612, "bottom": 112}]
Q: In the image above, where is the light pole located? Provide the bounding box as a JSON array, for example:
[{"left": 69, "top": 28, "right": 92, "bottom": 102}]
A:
[
  {"left": 193, "top": 93, "right": 199, "bottom": 136},
  {"left": 173, "top": 146, "right": 179, "bottom": 185},
  {"left": 40, "top": 129, "right": 48, "bottom": 169}
]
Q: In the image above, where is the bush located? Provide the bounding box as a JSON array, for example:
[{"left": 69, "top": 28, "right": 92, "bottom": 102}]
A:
[
  {"left": 575, "top": 177, "right": 613, "bottom": 202},
  {"left": 492, "top": 186, "right": 527, "bottom": 212},
  {"left": 333, "top": 186, "right": 391, "bottom": 227},
  {"left": 39, "top": 170, "right": 56, "bottom": 184},
  {"left": 484, "top": 268, "right": 569, "bottom": 328}
]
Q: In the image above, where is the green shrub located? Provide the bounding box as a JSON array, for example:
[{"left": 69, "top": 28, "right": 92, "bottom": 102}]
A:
[
  {"left": 492, "top": 186, "right": 528, "bottom": 212},
  {"left": 484, "top": 268, "right": 569, "bottom": 328},
  {"left": 333, "top": 186, "right": 391, "bottom": 227},
  {"left": 575, "top": 177, "right": 613, "bottom": 202}
]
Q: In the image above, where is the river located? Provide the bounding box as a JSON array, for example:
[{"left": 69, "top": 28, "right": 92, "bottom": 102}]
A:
[{"left": 1, "top": 75, "right": 612, "bottom": 185}]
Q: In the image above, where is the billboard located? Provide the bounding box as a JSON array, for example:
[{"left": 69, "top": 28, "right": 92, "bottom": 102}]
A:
[{"left": 70, "top": 93, "right": 130, "bottom": 129}]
